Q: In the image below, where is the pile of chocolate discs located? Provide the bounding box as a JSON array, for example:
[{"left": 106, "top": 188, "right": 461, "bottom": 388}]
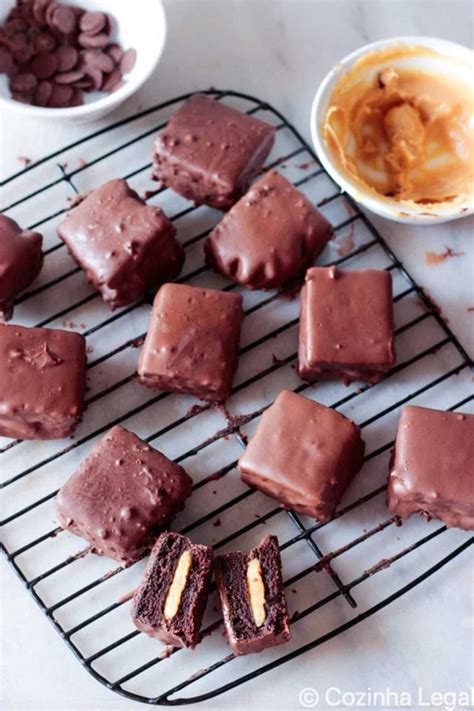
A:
[{"left": 0, "top": 0, "right": 136, "bottom": 107}]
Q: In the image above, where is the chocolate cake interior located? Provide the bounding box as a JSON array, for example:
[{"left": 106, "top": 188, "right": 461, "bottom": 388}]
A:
[
  {"left": 216, "top": 535, "right": 290, "bottom": 654},
  {"left": 133, "top": 533, "right": 213, "bottom": 648}
]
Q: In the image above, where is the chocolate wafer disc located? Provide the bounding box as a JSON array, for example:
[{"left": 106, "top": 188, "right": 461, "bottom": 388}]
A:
[
  {"left": 120, "top": 48, "right": 136, "bottom": 74},
  {"left": 51, "top": 5, "right": 77, "bottom": 35},
  {"left": 0, "top": 47, "right": 14, "bottom": 75},
  {"left": 31, "top": 50, "right": 58, "bottom": 79},
  {"left": 34, "top": 79, "right": 53, "bottom": 105},
  {"left": 55, "top": 44, "right": 78, "bottom": 71},
  {"left": 48, "top": 81, "right": 73, "bottom": 106},
  {"left": 79, "top": 11, "right": 106, "bottom": 36},
  {"left": 10, "top": 71, "right": 37, "bottom": 93},
  {"left": 33, "top": 31, "right": 57, "bottom": 53}
]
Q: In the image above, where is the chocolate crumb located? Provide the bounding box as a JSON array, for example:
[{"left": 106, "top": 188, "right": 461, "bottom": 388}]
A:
[
  {"left": 364, "top": 558, "right": 392, "bottom": 576},
  {"left": 298, "top": 161, "right": 315, "bottom": 170},
  {"left": 143, "top": 186, "right": 163, "bottom": 201},
  {"left": 271, "top": 353, "right": 286, "bottom": 366},
  {"left": 130, "top": 335, "right": 145, "bottom": 349}
]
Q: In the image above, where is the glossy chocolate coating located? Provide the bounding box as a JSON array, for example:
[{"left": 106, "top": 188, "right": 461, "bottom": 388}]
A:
[
  {"left": 152, "top": 93, "right": 275, "bottom": 209},
  {"left": 0, "top": 213, "right": 43, "bottom": 321},
  {"left": 55, "top": 426, "right": 193, "bottom": 565},
  {"left": 239, "top": 390, "right": 365, "bottom": 522},
  {"left": 215, "top": 535, "right": 290, "bottom": 656},
  {"left": 57, "top": 179, "right": 184, "bottom": 309},
  {"left": 138, "top": 283, "right": 243, "bottom": 402},
  {"left": 204, "top": 170, "right": 333, "bottom": 289},
  {"left": 0, "top": 323, "right": 86, "bottom": 439},
  {"left": 132, "top": 531, "right": 213, "bottom": 648},
  {"left": 387, "top": 405, "right": 474, "bottom": 530},
  {"left": 298, "top": 267, "right": 396, "bottom": 384}
]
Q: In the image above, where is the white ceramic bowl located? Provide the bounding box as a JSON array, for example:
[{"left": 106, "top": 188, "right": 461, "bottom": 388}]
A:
[
  {"left": 0, "top": 0, "right": 166, "bottom": 122},
  {"left": 311, "top": 36, "right": 474, "bottom": 224}
]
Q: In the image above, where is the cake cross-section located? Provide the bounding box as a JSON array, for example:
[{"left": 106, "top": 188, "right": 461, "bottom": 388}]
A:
[
  {"left": 57, "top": 179, "right": 184, "bottom": 309},
  {"left": 238, "top": 390, "right": 365, "bottom": 522},
  {"left": 55, "top": 426, "right": 193, "bottom": 565},
  {"left": 215, "top": 534, "right": 290, "bottom": 655},
  {"left": 0, "top": 323, "right": 86, "bottom": 440},
  {"left": 138, "top": 283, "right": 243, "bottom": 402},
  {"left": 298, "top": 267, "right": 396, "bottom": 384},
  {"left": 152, "top": 93, "right": 276, "bottom": 209},
  {"left": 204, "top": 169, "right": 333, "bottom": 289},
  {"left": 387, "top": 405, "right": 474, "bottom": 530},
  {"left": 131, "top": 532, "right": 213, "bottom": 648},
  {"left": 0, "top": 213, "right": 43, "bottom": 321}
]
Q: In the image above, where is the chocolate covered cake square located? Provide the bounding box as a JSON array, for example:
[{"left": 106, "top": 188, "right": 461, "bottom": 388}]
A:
[
  {"left": 387, "top": 405, "right": 474, "bottom": 530},
  {"left": 215, "top": 535, "right": 290, "bottom": 655},
  {"left": 138, "top": 283, "right": 243, "bottom": 402},
  {"left": 55, "top": 426, "right": 193, "bottom": 565},
  {"left": 298, "top": 267, "right": 395, "bottom": 384},
  {"left": 132, "top": 532, "right": 213, "bottom": 648},
  {"left": 205, "top": 170, "right": 333, "bottom": 289},
  {"left": 238, "top": 390, "right": 365, "bottom": 522},
  {"left": 152, "top": 94, "right": 275, "bottom": 209},
  {"left": 0, "top": 323, "right": 86, "bottom": 439},
  {"left": 0, "top": 214, "right": 43, "bottom": 321},
  {"left": 57, "top": 179, "right": 184, "bottom": 308}
]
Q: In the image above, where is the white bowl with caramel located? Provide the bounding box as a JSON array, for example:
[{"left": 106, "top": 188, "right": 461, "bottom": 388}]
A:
[{"left": 311, "top": 37, "right": 474, "bottom": 224}]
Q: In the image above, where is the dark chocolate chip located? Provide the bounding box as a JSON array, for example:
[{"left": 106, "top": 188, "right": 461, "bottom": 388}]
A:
[
  {"left": 31, "top": 50, "right": 58, "bottom": 79},
  {"left": 83, "top": 49, "right": 113, "bottom": 73},
  {"left": 32, "top": 0, "right": 52, "bottom": 27},
  {"left": 78, "top": 32, "right": 108, "bottom": 49},
  {"left": 111, "top": 78, "right": 124, "bottom": 93},
  {"left": 120, "top": 48, "right": 136, "bottom": 75},
  {"left": 9, "top": 32, "right": 34, "bottom": 64},
  {"left": 11, "top": 91, "right": 32, "bottom": 104},
  {"left": 10, "top": 71, "right": 38, "bottom": 93},
  {"left": 48, "top": 81, "right": 72, "bottom": 107},
  {"left": 101, "top": 67, "right": 122, "bottom": 93},
  {"left": 69, "top": 87, "right": 84, "bottom": 106},
  {"left": 44, "top": 1, "right": 59, "bottom": 29},
  {"left": 33, "top": 31, "right": 57, "bottom": 52},
  {"left": 82, "top": 64, "right": 102, "bottom": 90},
  {"left": 106, "top": 43, "right": 122, "bottom": 64},
  {"left": 71, "top": 75, "right": 93, "bottom": 89},
  {"left": 55, "top": 44, "right": 78, "bottom": 71},
  {"left": 79, "top": 11, "right": 106, "bottom": 36},
  {"left": 55, "top": 68, "right": 84, "bottom": 84},
  {"left": 51, "top": 5, "right": 77, "bottom": 35},
  {"left": 0, "top": 46, "right": 14, "bottom": 75},
  {"left": 34, "top": 79, "right": 53, "bottom": 106},
  {"left": 5, "top": 18, "right": 29, "bottom": 34}
]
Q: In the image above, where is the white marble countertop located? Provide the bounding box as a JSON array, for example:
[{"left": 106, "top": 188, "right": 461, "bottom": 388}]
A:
[{"left": 1, "top": 1, "right": 473, "bottom": 710}]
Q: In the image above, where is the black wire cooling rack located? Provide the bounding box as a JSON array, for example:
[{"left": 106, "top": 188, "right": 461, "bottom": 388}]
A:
[{"left": 1, "top": 90, "right": 473, "bottom": 706}]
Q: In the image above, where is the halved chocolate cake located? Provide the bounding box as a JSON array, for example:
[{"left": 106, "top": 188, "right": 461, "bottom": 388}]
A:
[
  {"left": 214, "top": 534, "right": 290, "bottom": 655},
  {"left": 131, "top": 532, "right": 213, "bottom": 648}
]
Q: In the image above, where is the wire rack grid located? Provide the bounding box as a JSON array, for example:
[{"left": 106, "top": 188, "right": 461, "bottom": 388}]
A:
[{"left": 1, "top": 89, "right": 473, "bottom": 706}]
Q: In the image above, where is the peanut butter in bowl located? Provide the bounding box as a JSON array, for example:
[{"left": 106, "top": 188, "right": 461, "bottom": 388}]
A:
[{"left": 312, "top": 38, "right": 474, "bottom": 223}]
